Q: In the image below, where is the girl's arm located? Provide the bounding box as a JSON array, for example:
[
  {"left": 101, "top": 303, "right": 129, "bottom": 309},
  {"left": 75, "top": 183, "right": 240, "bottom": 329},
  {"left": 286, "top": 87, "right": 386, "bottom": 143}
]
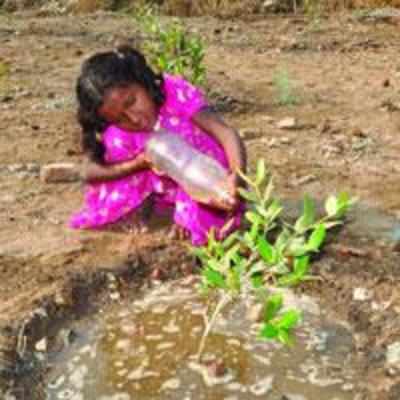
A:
[
  {"left": 81, "top": 153, "right": 150, "bottom": 183},
  {"left": 191, "top": 108, "right": 247, "bottom": 177}
]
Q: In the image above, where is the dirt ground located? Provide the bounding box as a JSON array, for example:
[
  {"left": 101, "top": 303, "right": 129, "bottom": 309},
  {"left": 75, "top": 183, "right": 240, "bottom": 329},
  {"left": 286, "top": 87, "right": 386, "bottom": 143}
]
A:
[{"left": 1, "top": 9, "right": 400, "bottom": 399}]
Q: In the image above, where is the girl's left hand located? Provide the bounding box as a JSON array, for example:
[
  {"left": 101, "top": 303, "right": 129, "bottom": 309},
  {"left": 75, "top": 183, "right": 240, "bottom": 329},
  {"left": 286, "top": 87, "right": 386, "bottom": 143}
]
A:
[
  {"left": 207, "top": 173, "right": 239, "bottom": 212},
  {"left": 226, "top": 173, "right": 240, "bottom": 209}
]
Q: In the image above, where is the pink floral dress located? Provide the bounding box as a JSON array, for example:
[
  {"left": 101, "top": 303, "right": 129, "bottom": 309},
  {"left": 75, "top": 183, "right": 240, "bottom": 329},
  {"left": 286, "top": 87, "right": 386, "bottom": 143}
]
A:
[{"left": 70, "top": 74, "right": 241, "bottom": 245}]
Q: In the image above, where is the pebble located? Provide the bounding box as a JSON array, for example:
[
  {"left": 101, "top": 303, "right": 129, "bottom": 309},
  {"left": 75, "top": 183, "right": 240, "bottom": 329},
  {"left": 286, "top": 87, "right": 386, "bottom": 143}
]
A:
[
  {"left": 291, "top": 174, "right": 317, "bottom": 186},
  {"left": 353, "top": 287, "right": 373, "bottom": 301},
  {"left": 239, "top": 128, "right": 263, "bottom": 141},
  {"left": 277, "top": 117, "right": 297, "bottom": 129},
  {"left": 69, "top": 365, "right": 88, "bottom": 390},
  {"left": 40, "top": 162, "right": 80, "bottom": 183},
  {"left": 160, "top": 378, "right": 181, "bottom": 391},
  {"left": 282, "top": 394, "right": 307, "bottom": 400},
  {"left": 386, "top": 341, "right": 400, "bottom": 365},
  {"left": 35, "top": 337, "right": 47, "bottom": 352},
  {"left": 249, "top": 375, "right": 274, "bottom": 396}
]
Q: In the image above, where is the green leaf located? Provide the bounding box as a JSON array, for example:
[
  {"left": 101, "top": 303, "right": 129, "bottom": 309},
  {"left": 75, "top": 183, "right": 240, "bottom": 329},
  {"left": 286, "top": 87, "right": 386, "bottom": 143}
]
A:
[
  {"left": 257, "top": 236, "right": 277, "bottom": 265},
  {"left": 245, "top": 211, "right": 263, "bottom": 226},
  {"left": 335, "top": 192, "right": 356, "bottom": 218},
  {"left": 287, "top": 237, "right": 308, "bottom": 257},
  {"left": 307, "top": 223, "right": 326, "bottom": 251},
  {"left": 259, "top": 323, "right": 279, "bottom": 340},
  {"left": 276, "top": 310, "right": 301, "bottom": 330},
  {"left": 325, "top": 195, "right": 338, "bottom": 217},
  {"left": 293, "top": 255, "right": 310, "bottom": 275},
  {"left": 222, "top": 232, "right": 240, "bottom": 249},
  {"left": 237, "top": 169, "right": 255, "bottom": 188},
  {"left": 191, "top": 247, "right": 208, "bottom": 264},
  {"left": 256, "top": 159, "right": 266, "bottom": 185},
  {"left": 275, "top": 228, "right": 291, "bottom": 253},
  {"left": 278, "top": 273, "right": 301, "bottom": 287},
  {"left": 202, "top": 267, "right": 227, "bottom": 289},
  {"left": 227, "top": 267, "right": 241, "bottom": 293},
  {"left": 294, "top": 195, "right": 315, "bottom": 233},
  {"left": 277, "top": 329, "right": 292, "bottom": 345},
  {"left": 238, "top": 188, "right": 258, "bottom": 202},
  {"left": 263, "top": 294, "right": 283, "bottom": 322},
  {"left": 250, "top": 273, "right": 264, "bottom": 289},
  {"left": 263, "top": 178, "right": 274, "bottom": 203}
]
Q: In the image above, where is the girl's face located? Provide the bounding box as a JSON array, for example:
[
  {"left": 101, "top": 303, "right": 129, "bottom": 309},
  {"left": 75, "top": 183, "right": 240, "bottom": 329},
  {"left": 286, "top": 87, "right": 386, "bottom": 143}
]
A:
[{"left": 98, "top": 83, "right": 158, "bottom": 132}]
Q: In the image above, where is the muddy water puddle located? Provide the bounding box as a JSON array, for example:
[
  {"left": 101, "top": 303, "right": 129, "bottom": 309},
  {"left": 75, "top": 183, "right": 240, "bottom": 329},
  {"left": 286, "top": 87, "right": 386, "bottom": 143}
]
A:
[{"left": 46, "top": 280, "right": 361, "bottom": 400}]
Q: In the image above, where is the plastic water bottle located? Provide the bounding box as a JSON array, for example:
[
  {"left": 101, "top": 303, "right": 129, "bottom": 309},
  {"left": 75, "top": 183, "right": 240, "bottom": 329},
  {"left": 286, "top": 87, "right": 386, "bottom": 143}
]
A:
[{"left": 145, "top": 130, "right": 233, "bottom": 207}]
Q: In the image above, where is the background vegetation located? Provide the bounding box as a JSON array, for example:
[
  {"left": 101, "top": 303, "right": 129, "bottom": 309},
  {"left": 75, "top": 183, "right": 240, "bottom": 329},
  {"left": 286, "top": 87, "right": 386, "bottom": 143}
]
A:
[{"left": 2, "top": 0, "right": 400, "bottom": 14}]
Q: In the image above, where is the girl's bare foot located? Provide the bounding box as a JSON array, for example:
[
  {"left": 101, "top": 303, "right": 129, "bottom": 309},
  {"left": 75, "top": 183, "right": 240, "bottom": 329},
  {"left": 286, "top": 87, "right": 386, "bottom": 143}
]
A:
[
  {"left": 167, "top": 224, "right": 190, "bottom": 240},
  {"left": 109, "top": 213, "right": 149, "bottom": 235}
]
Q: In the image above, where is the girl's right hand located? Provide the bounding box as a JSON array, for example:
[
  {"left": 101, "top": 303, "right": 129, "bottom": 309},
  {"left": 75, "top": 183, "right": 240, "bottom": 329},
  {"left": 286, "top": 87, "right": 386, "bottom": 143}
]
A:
[{"left": 128, "top": 152, "right": 152, "bottom": 170}]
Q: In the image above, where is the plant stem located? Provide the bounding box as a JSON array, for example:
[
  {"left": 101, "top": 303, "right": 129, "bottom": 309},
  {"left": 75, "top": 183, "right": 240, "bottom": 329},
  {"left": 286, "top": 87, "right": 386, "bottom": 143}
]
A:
[{"left": 196, "top": 292, "right": 231, "bottom": 360}]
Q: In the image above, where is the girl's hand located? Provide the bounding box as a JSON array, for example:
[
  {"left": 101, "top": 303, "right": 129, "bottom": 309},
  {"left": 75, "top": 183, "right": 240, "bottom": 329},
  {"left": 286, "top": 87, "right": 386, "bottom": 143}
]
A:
[{"left": 207, "top": 173, "right": 239, "bottom": 212}]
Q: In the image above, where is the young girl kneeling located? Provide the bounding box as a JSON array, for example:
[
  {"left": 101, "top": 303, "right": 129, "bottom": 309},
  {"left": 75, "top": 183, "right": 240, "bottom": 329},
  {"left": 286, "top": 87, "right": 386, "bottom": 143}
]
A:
[{"left": 70, "top": 46, "right": 246, "bottom": 246}]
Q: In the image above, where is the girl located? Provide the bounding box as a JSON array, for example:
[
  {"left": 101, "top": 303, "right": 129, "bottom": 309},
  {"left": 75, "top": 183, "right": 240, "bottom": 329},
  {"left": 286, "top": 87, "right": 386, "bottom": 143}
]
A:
[{"left": 70, "top": 45, "right": 246, "bottom": 245}]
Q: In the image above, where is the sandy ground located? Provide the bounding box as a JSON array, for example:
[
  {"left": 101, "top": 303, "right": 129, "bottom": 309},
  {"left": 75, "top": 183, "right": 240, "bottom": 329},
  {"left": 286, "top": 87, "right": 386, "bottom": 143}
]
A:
[{"left": 1, "top": 10, "right": 400, "bottom": 399}]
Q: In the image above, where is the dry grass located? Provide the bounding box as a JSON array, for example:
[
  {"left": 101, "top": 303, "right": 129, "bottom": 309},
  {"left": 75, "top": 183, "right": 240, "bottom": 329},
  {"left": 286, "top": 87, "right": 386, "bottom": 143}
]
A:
[
  {"left": 1, "top": 0, "right": 400, "bottom": 13},
  {"left": 162, "top": 0, "right": 261, "bottom": 17}
]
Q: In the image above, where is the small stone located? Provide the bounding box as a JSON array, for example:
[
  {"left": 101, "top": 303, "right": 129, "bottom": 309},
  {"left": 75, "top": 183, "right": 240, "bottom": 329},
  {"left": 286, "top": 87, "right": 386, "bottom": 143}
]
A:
[
  {"left": 7, "top": 163, "right": 25, "bottom": 173},
  {"left": 386, "top": 341, "right": 400, "bottom": 365},
  {"left": 292, "top": 174, "right": 316, "bottom": 186},
  {"left": 206, "top": 358, "right": 226, "bottom": 378},
  {"left": 282, "top": 394, "right": 307, "bottom": 400},
  {"left": 350, "top": 127, "right": 367, "bottom": 138},
  {"left": 261, "top": 115, "right": 274, "bottom": 123},
  {"left": 383, "top": 78, "right": 390, "bottom": 87},
  {"left": 26, "top": 163, "right": 40, "bottom": 173},
  {"left": 246, "top": 303, "right": 263, "bottom": 322},
  {"left": 150, "top": 267, "right": 165, "bottom": 281},
  {"left": 35, "top": 338, "right": 47, "bottom": 352},
  {"left": 40, "top": 163, "right": 80, "bottom": 183},
  {"left": 110, "top": 292, "right": 121, "bottom": 301},
  {"left": 353, "top": 287, "right": 373, "bottom": 301},
  {"left": 249, "top": 375, "right": 274, "bottom": 396},
  {"left": 277, "top": 117, "right": 297, "bottom": 129},
  {"left": 160, "top": 378, "right": 181, "bottom": 391},
  {"left": 280, "top": 136, "right": 292, "bottom": 144},
  {"left": 239, "top": 128, "right": 263, "bottom": 141}
]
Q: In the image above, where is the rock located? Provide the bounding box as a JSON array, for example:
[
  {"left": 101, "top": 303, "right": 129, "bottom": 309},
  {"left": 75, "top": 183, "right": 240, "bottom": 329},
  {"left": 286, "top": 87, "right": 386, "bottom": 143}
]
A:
[
  {"left": 261, "top": 115, "right": 274, "bottom": 123},
  {"left": 35, "top": 337, "right": 47, "bottom": 352},
  {"left": 246, "top": 303, "right": 263, "bottom": 322},
  {"left": 281, "top": 394, "right": 307, "bottom": 400},
  {"left": 353, "top": 287, "right": 373, "bottom": 301},
  {"left": 291, "top": 174, "right": 316, "bottom": 186},
  {"left": 40, "top": 163, "right": 80, "bottom": 183},
  {"left": 206, "top": 358, "right": 226, "bottom": 378},
  {"left": 383, "top": 78, "right": 390, "bottom": 87},
  {"left": 263, "top": 0, "right": 279, "bottom": 11},
  {"left": 160, "top": 378, "right": 181, "bottom": 391},
  {"left": 239, "top": 128, "right": 263, "bottom": 141},
  {"left": 280, "top": 136, "right": 292, "bottom": 144},
  {"left": 150, "top": 267, "right": 165, "bottom": 281},
  {"left": 7, "top": 164, "right": 25, "bottom": 173},
  {"left": 277, "top": 117, "right": 297, "bottom": 130},
  {"left": 26, "top": 163, "right": 40, "bottom": 173},
  {"left": 350, "top": 126, "right": 367, "bottom": 138},
  {"left": 110, "top": 292, "right": 121, "bottom": 301},
  {"left": 386, "top": 342, "right": 400, "bottom": 365},
  {"left": 249, "top": 375, "right": 274, "bottom": 396}
]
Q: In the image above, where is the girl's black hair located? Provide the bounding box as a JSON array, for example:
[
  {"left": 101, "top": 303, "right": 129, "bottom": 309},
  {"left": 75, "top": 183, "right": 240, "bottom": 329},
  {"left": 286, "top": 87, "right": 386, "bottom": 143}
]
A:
[{"left": 76, "top": 45, "right": 165, "bottom": 163}]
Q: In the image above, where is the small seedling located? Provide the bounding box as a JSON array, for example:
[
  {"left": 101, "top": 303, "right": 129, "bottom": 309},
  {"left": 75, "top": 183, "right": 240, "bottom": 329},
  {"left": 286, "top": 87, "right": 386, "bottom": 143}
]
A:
[
  {"left": 194, "top": 159, "right": 356, "bottom": 358},
  {"left": 133, "top": 6, "right": 206, "bottom": 86},
  {"left": 272, "top": 68, "right": 300, "bottom": 106}
]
